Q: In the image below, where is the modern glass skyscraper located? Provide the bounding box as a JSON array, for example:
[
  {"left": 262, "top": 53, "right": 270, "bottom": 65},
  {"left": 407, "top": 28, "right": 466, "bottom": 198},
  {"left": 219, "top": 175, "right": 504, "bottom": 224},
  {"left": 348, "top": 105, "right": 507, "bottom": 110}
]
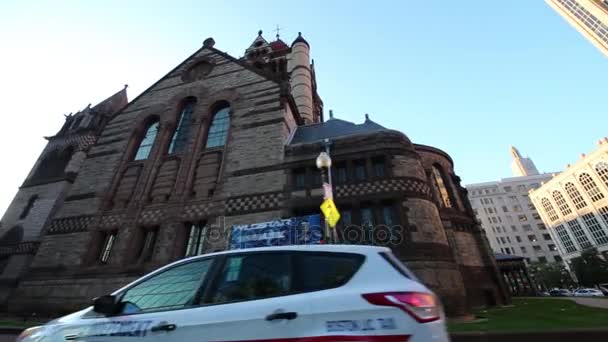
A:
[{"left": 546, "top": 0, "right": 608, "bottom": 57}]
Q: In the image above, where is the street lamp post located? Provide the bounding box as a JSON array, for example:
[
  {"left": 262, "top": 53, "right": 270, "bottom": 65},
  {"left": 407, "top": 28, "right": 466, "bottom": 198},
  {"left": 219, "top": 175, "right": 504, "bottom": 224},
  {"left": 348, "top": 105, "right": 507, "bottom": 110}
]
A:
[{"left": 316, "top": 143, "right": 337, "bottom": 244}]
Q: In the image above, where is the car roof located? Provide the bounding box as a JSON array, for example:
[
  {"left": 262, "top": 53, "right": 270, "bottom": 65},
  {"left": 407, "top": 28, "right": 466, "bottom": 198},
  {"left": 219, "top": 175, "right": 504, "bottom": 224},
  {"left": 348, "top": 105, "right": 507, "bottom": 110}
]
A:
[{"left": 187, "top": 244, "right": 391, "bottom": 260}]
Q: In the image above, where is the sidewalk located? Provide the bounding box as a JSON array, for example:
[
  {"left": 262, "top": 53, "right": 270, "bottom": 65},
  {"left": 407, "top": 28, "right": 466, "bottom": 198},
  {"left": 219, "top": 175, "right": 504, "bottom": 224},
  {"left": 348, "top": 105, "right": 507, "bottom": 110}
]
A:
[{"left": 570, "top": 297, "right": 608, "bottom": 309}]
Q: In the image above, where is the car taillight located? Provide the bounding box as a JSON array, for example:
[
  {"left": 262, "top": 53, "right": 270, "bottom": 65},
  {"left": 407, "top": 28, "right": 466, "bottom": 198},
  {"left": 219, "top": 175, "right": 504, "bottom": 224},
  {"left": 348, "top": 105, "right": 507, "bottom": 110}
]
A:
[{"left": 362, "top": 292, "right": 441, "bottom": 323}]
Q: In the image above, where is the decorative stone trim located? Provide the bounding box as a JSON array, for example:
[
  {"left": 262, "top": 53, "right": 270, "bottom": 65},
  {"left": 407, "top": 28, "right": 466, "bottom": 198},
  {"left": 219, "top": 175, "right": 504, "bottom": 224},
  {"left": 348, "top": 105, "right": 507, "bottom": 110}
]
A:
[
  {"left": 47, "top": 215, "right": 97, "bottom": 235},
  {"left": 99, "top": 213, "right": 128, "bottom": 228},
  {"left": 225, "top": 192, "right": 284, "bottom": 215},
  {"left": 0, "top": 241, "right": 40, "bottom": 257},
  {"left": 181, "top": 202, "right": 213, "bottom": 221},
  {"left": 136, "top": 209, "right": 165, "bottom": 225},
  {"left": 335, "top": 177, "right": 432, "bottom": 200}
]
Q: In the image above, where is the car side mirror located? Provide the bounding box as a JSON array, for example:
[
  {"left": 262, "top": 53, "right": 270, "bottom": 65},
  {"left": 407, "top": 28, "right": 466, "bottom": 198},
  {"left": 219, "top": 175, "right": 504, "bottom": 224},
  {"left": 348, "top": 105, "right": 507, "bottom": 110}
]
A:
[{"left": 93, "top": 295, "right": 119, "bottom": 316}]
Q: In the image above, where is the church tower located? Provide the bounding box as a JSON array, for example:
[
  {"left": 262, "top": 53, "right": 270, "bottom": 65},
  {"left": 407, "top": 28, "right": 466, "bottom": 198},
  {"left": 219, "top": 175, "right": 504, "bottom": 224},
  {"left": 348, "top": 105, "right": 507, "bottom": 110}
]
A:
[
  {"left": 510, "top": 146, "right": 540, "bottom": 177},
  {"left": 242, "top": 30, "right": 322, "bottom": 124},
  {"left": 0, "top": 87, "right": 127, "bottom": 305}
]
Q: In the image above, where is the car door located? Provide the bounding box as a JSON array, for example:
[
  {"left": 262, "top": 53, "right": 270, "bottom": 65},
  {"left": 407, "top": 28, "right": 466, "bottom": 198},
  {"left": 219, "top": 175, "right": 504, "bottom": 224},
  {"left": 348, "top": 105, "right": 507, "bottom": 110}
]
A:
[
  {"left": 186, "top": 251, "right": 314, "bottom": 341},
  {"left": 50, "top": 256, "right": 217, "bottom": 342}
]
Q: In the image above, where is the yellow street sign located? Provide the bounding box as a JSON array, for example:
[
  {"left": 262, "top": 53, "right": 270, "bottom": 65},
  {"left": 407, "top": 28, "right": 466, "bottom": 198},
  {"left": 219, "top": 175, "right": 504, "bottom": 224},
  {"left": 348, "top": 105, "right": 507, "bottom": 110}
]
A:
[{"left": 320, "top": 199, "right": 341, "bottom": 228}]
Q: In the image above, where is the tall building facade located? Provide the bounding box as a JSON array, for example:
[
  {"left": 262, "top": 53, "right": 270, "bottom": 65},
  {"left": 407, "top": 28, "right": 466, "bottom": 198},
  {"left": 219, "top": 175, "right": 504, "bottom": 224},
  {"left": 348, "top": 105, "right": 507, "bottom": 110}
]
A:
[
  {"left": 0, "top": 32, "right": 507, "bottom": 316},
  {"left": 530, "top": 138, "right": 608, "bottom": 265},
  {"left": 0, "top": 88, "right": 128, "bottom": 305},
  {"left": 467, "top": 148, "right": 562, "bottom": 264},
  {"left": 546, "top": 0, "right": 608, "bottom": 57}
]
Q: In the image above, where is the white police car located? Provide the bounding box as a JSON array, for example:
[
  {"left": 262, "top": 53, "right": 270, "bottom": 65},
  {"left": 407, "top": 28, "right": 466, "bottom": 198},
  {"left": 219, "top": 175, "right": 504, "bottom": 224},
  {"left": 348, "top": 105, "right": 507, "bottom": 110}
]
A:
[{"left": 18, "top": 245, "right": 449, "bottom": 341}]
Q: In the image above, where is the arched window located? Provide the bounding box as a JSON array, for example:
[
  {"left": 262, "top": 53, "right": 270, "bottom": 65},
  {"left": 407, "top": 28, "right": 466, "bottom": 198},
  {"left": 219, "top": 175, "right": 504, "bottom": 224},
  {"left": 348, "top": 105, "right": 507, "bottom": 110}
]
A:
[
  {"left": 134, "top": 120, "right": 160, "bottom": 161},
  {"left": 205, "top": 104, "right": 230, "bottom": 148},
  {"left": 565, "top": 182, "right": 587, "bottom": 210},
  {"left": 579, "top": 173, "right": 605, "bottom": 202},
  {"left": 552, "top": 191, "right": 572, "bottom": 216},
  {"left": 595, "top": 162, "right": 608, "bottom": 189},
  {"left": 541, "top": 198, "right": 559, "bottom": 222},
  {"left": 168, "top": 97, "right": 197, "bottom": 154},
  {"left": 19, "top": 195, "right": 39, "bottom": 219},
  {"left": 432, "top": 165, "right": 452, "bottom": 208}
]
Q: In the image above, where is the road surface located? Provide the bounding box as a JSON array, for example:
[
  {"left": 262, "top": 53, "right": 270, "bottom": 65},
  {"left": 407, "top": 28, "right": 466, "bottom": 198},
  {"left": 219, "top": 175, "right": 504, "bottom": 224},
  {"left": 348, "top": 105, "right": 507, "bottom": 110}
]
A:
[{"left": 0, "top": 334, "right": 15, "bottom": 342}]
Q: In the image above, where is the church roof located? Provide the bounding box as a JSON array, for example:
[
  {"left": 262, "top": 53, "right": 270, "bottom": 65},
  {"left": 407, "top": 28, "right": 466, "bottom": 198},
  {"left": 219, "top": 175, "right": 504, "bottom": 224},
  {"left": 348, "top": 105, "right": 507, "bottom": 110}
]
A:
[
  {"left": 291, "top": 32, "right": 309, "bottom": 47},
  {"left": 269, "top": 39, "right": 289, "bottom": 51},
  {"left": 92, "top": 85, "right": 129, "bottom": 115},
  {"left": 289, "top": 117, "right": 389, "bottom": 145}
]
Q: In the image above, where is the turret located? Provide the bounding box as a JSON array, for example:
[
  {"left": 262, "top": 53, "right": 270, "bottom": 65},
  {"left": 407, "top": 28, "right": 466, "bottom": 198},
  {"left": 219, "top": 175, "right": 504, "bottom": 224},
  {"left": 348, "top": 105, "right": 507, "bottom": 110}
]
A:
[{"left": 288, "top": 32, "right": 315, "bottom": 125}]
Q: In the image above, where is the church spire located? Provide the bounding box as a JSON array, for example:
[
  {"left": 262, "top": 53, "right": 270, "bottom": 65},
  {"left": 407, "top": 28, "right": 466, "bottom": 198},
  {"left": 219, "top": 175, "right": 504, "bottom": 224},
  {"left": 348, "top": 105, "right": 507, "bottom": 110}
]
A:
[{"left": 510, "top": 146, "right": 539, "bottom": 177}]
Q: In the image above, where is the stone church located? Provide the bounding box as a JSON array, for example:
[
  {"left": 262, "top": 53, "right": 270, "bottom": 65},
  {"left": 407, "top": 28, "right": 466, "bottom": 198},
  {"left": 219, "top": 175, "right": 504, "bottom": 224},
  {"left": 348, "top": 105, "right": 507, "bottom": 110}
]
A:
[{"left": 0, "top": 31, "right": 508, "bottom": 316}]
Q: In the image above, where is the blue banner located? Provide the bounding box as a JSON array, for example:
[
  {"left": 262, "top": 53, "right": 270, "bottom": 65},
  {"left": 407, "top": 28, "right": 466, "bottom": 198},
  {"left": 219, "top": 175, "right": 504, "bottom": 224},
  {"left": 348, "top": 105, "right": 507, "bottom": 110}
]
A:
[{"left": 229, "top": 214, "right": 322, "bottom": 250}]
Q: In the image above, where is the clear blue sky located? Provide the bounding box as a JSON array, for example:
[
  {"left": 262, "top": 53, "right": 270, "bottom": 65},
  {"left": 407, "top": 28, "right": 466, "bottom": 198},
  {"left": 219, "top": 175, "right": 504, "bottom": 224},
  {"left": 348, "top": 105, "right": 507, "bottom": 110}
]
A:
[{"left": 0, "top": 0, "right": 606, "bottom": 213}]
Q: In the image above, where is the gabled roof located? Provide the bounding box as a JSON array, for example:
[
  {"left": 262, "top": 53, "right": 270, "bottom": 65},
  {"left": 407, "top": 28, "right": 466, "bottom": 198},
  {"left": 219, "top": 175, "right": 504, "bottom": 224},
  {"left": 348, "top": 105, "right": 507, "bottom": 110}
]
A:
[
  {"left": 270, "top": 39, "right": 289, "bottom": 51},
  {"left": 289, "top": 117, "right": 389, "bottom": 145},
  {"left": 92, "top": 85, "right": 129, "bottom": 115}
]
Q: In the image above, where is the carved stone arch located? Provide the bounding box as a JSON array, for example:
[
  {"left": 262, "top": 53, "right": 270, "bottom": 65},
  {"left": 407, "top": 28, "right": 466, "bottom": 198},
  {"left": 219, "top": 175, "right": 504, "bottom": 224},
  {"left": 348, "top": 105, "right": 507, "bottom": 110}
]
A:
[
  {"left": 123, "top": 112, "right": 162, "bottom": 163},
  {"left": 163, "top": 85, "right": 210, "bottom": 128},
  {"left": 202, "top": 88, "right": 242, "bottom": 120}
]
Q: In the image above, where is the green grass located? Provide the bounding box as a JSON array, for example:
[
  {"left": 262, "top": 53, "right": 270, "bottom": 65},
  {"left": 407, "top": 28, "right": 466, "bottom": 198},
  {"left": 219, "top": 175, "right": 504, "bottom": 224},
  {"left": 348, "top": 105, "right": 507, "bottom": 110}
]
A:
[
  {"left": 448, "top": 298, "right": 608, "bottom": 333},
  {"left": 0, "top": 320, "right": 46, "bottom": 329}
]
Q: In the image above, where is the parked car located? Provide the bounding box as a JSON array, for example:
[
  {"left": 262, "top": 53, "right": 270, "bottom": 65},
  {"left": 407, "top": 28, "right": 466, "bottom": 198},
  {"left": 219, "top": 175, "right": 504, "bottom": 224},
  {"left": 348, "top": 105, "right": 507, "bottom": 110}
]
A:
[
  {"left": 549, "top": 289, "right": 572, "bottom": 297},
  {"left": 17, "top": 245, "right": 449, "bottom": 342},
  {"left": 574, "top": 288, "right": 605, "bottom": 297}
]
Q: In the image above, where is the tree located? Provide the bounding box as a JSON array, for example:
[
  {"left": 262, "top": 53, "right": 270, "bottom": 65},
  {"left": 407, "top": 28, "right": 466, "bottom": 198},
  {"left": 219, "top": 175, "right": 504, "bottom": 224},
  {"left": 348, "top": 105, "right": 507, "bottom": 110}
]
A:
[
  {"left": 570, "top": 248, "right": 608, "bottom": 287},
  {"left": 529, "top": 261, "right": 574, "bottom": 290}
]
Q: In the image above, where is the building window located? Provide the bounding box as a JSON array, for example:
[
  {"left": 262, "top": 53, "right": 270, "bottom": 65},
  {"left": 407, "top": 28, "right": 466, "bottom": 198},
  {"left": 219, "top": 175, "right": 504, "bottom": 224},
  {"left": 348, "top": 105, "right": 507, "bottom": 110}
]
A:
[
  {"left": 19, "top": 195, "right": 38, "bottom": 219},
  {"left": 99, "top": 231, "right": 117, "bottom": 264},
  {"left": 361, "top": 206, "right": 374, "bottom": 242},
  {"left": 595, "top": 162, "right": 608, "bottom": 188},
  {"left": 205, "top": 104, "right": 231, "bottom": 148},
  {"left": 334, "top": 162, "right": 347, "bottom": 184},
  {"left": 492, "top": 217, "right": 498, "bottom": 223},
  {"left": 538, "top": 256, "right": 547, "bottom": 263},
  {"left": 533, "top": 245, "right": 542, "bottom": 252},
  {"left": 565, "top": 182, "right": 587, "bottom": 209},
  {"left": 502, "top": 206, "right": 509, "bottom": 213},
  {"left": 506, "top": 236, "right": 511, "bottom": 243},
  {"left": 372, "top": 157, "right": 386, "bottom": 178},
  {"left": 543, "top": 233, "right": 552, "bottom": 241},
  {"left": 137, "top": 228, "right": 158, "bottom": 262},
  {"left": 581, "top": 213, "right": 608, "bottom": 246},
  {"left": 599, "top": 206, "right": 608, "bottom": 227},
  {"left": 520, "top": 246, "right": 527, "bottom": 254},
  {"left": 554, "top": 255, "right": 562, "bottom": 262},
  {"left": 518, "top": 214, "right": 528, "bottom": 222},
  {"left": 513, "top": 205, "right": 522, "bottom": 212},
  {"left": 528, "top": 203, "right": 536, "bottom": 210},
  {"left": 168, "top": 97, "right": 197, "bottom": 154},
  {"left": 552, "top": 191, "right": 572, "bottom": 216},
  {"left": 579, "top": 173, "right": 604, "bottom": 202},
  {"left": 496, "top": 237, "right": 501, "bottom": 245},
  {"left": 500, "top": 237, "right": 506, "bottom": 244},
  {"left": 522, "top": 224, "right": 532, "bottom": 231},
  {"left": 185, "top": 223, "right": 207, "bottom": 257},
  {"left": 567, "top": 219, "right": 592, "bottom": 249},
  {"left": 512, "top": 225, "right": 518, "bottom": 232},
  {"left": 432, "top": 165, "right": 452, "bottom": 208},
  {"left": 537, "top": 223, "right": 546, "bottom": 230},
  {"left": 354, "top": 160, "right": 366, "bottom": 181},
  {"left": 532, "top": 213, "right": 541, "bottom": 220},
  {"left": 556, "top": 224, "right": 577, "bottom": 253},
  {"left": 541, "top": 198, "right": 559, "bottom": 222},
  {"left": 504, "top": 186, "right": 512, "bottom": 192},
  {"left": 134, "top": 120, "right": 160, "bottom": 161},
  {"left": 491, "top": 227, "right": 496, "bottom": 233},
  {"left": 548, "top": 244, "right": 557, "bottom": 251},
  {"left": 293, "top": 168, "right": 306, "bottom": 189},
  {"left": 516, "top": 236, "right": 522, "bottom": 243},
  {"left": 528, "top": 234, "right": 537, "bottom": 242}
]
